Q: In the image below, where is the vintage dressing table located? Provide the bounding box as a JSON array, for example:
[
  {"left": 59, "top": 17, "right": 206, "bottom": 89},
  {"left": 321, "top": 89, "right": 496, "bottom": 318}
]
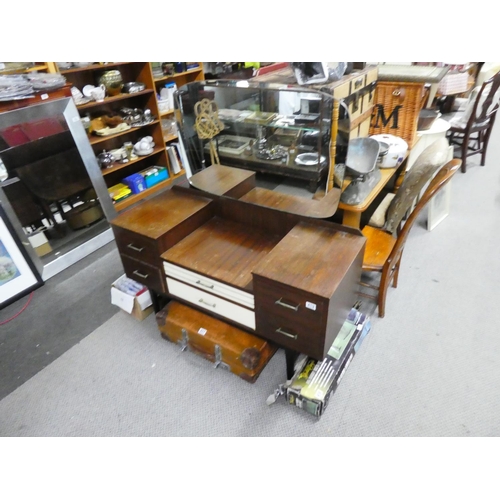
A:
[{"left": 110, "top": 81, "right": 367, "bottom": 378}]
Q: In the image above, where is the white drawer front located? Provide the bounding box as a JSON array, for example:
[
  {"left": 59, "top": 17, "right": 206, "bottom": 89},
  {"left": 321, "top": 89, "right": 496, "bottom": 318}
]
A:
[
  {"left": 163, "top": 262, "right": 254, "bottom": 309},
  {"left": 166, "top": 277, "right": 256, "bottom": 330}
]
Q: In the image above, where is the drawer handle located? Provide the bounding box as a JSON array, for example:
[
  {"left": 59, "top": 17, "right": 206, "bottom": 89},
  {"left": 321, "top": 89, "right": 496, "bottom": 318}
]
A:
[
  {"left": 133, "top": 270, "right": 149, "bottom": 279},
  {"left": 196, "top": 279, "right": 214, "bottom": 289},
  {"left": 199, "top": 298, "right": 216, "bottom": 308},
  {"left": 275, "top": 298, "right": 299, "bottom": 311},
  {"left": 276, "top": 328, "right": 298, "bottom": 340},
  {"left": 127, "top": 243, "right": 144, "bottom": 253}
]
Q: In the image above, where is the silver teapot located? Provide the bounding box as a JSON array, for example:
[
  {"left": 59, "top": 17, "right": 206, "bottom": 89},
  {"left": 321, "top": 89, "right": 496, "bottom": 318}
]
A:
[{"left": 97, "top": 150, "right": 114, "bottom": 169}]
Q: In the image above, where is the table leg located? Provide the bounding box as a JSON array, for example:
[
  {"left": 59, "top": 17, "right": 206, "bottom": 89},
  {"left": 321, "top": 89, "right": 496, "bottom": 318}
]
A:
[
  {"left": 342, "top": 210, "right": 362, "bottom": 229},
  {"left": 426, "top": 83, "right": 439, "bottom": 108},
  {"left": 150, "top": 290, "right": 169, "bottom": 314},
  {"left": 285, "top": 349, "right": 299, "bottom": 380}
]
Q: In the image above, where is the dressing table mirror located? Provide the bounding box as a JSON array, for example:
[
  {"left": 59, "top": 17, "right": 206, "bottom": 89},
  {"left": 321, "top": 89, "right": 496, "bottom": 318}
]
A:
[{"left": 174, "top": 80, "right": 351, "bottom": 218}]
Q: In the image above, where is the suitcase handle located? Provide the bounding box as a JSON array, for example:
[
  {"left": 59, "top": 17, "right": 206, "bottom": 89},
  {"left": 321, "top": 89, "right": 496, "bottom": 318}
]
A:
[
  {"left": 127, "top": 243, "right": 144, "bottom": 253},
  {"left": 196, "top": 279, "right": 214, "bottom": 289},
  {"left": 133, "top": 270, "right": 149, "bottom": 279},
  {"left": 275, "top": 298, "right": 299, "bottom": 311},
  {"left": 199, "top": 298, "right": 216, "bottom": 308},
  {"left": 276, "top": 328, "right": 298, "bottom": 340}
]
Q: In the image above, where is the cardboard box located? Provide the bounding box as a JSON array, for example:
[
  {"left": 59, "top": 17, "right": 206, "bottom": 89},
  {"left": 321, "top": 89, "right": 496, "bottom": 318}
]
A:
[
  {"left": 139, "top": 166, "right": 169, "bottom": 188},
  {"left": 27, "top": 229, "right": 52, "bottom": 257},
  {"left": 108, "top": 183, "right": 132, "bottom": 203},
  {"left": 111, "top": 274, "right": 154, "bottom": 321},
  {"left": 285, "top": 309, "right": 371, "bottom": 418},
  {"left": 122, "top": 173, "right": 147, "bottom": 194}
]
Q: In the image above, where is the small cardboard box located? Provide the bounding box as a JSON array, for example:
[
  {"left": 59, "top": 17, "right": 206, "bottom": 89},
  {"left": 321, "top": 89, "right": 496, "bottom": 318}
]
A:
[
  {"left": 139, "top": 166, "right": 169, "bottom": 189},
  {"left": 111, "top": 274, "right": 154, "bottom": 321},
  {"left": 122, "top": 173, "right": 147, "bottom": 194},
  {"left": 28, "top": 229, "right": 52, "bottom": 257}
]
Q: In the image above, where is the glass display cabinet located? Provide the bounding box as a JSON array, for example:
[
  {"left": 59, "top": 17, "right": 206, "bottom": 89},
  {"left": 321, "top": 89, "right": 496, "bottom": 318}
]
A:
[{"left": 174, "top": 80, "right": 350, "bottom": 197}]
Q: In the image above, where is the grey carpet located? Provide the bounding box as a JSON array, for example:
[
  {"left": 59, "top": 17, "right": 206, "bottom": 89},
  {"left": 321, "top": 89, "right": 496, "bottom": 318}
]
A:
[
  {"left": 0, "top": 241, "right": 124, "bottom": 400},
  {"left": 1, "top": 123, "right": 500, "bottom": 436}
]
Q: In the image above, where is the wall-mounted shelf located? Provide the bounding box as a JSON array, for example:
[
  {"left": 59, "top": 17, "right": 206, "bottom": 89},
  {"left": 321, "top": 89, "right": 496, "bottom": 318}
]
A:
[
  {"left": 89, "top": 120, "right": 160, "bottom": 145},
  {"left": 153, "top": 67, "right": 203, "bottom": 84},
  {"left": 58, "top": 63, "right": 134, "bottom": 75},
  {"left": 114, "top": 172, "right": 185, "bottom": 211},
  {"left": 101, "top": 146, "right": 165, "bottom": 176},
  {"left": 76, "top": 89, "right": 154, "bottom": 110}
]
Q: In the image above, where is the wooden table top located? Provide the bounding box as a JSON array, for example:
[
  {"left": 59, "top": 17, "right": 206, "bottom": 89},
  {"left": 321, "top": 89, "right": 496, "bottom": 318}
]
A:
[
  {"left": 338, "top": 166, "right": 398, "bottom": 213},
  {"left": 111, "top": 188, "right": 213, "bottom": 239},
  {"left": 161, "top": 216, "right": 283, "bottom": 290},
  {"left": 252, "top": 221, "right": 366, "bottom": 298},
  {"left": 239, "top": 186, "right": 340, "bottom": 219}
]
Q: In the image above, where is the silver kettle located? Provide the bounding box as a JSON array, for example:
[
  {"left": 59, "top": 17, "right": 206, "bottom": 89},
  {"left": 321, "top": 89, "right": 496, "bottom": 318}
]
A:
[{"left": 97, "top": 150, "right": 114, "bottom": 169}]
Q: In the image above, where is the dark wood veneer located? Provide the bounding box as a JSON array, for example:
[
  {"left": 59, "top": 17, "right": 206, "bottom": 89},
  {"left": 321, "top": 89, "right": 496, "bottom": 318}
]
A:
[
  {"left": 162, "top": 216, "right": 283, "bottom": 291},
  {"left": 111, "top": 180, "right": 366, "bottom": 363}
]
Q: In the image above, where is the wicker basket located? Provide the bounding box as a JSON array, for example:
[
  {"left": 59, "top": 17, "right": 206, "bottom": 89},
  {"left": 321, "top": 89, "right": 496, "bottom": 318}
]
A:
[{"left": 369, "top": 81, "right": 427, "bottom": 148}]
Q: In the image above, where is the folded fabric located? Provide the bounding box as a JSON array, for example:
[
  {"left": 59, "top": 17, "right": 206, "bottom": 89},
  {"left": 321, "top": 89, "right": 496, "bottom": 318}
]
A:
[
  {"left": 368, "top": 192, "right": 396, "bottom": 228},
  {"left": 384, "top": 138, "right": 449, "bottom": 235}
]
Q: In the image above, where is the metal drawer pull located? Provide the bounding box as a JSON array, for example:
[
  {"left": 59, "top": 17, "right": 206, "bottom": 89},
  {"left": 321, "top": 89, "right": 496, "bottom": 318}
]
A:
[
  {"left": 275, "top": 298, "right": 299, "bottom": 311},
  {"left": 276, "top": 328, "right": 298, "bottom": 340},
  {"left": 196, "top": 280, "right": 214, "bottom": 289},
  {"left": 133, "top": 270, "right": 149, "bottom": 279},
  {"left": 127, "top": 243, "right": 144, "bottom": 253},
  {"left": 199, "top": 298, "right": 216, "bottom": 308}
]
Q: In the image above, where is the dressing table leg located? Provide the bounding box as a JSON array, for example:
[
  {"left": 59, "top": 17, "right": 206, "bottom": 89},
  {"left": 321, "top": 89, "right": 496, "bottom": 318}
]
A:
[
  {"left": 285, "top": 349, "right": 300, "bottom": 380},
  {"left": 151, "top": 289, "right": 169, "bottom": 314}
]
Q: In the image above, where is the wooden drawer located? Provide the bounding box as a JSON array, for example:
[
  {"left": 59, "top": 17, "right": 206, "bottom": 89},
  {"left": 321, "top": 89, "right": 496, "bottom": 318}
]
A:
[
  {"left": 113, "top": 226, "right": 158, "bottom": 266},
  {"left": 163, "top": 262, "right": 254, "bottom": 309},
  {"left": 332, "top": 80, "right": 351, "bottom": 100},
  {"left": 166, "top": 277, "right": 256, "bottom": 330},
  {"left": 255, "top": 308, "right": 324, "bottom": 360},
  {"left": 121, "top": 254, "right": 165, "bottom": 293},
  {"left": 253, "top": 277, "right": 326, "bottom": 327}
]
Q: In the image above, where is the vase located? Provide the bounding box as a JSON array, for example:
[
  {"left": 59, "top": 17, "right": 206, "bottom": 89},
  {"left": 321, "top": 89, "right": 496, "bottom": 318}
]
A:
[{"left": 99, "top": 70, "right": 123, "bottom": 96}]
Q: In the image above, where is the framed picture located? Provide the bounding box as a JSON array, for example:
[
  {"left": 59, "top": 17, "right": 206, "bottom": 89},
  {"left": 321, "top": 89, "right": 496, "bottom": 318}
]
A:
[
  {"left": 0, "top": 205, "right": 43, "bottom": 309},
  {"left": 427, "top": 144, "right": 454, "bottom": 231},
  {"left": 427, "top": 181, "right": 451, "bottom": 231}
]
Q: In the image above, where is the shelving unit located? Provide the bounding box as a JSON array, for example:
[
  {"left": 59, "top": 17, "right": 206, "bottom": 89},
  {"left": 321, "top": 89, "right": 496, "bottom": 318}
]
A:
[
  {"left": 0, "top": 62, "right": 57, "bottom": 75},
  {"left": 54, "top": 62, "right": 203, "bottom": 213},
  {"left": 151, "top": 62, "right": 204, "bottom": 148}
]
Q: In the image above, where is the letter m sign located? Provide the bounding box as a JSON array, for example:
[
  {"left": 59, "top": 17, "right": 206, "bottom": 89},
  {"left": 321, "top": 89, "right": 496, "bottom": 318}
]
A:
[{"left": 371, "top": 104, "right": 403, "bottom": 129}]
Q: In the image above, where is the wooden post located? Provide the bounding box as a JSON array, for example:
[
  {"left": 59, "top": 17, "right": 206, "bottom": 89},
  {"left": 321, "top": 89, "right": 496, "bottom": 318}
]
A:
[{"left": 327, "top": 100, "right": 339, "bottom": 193}]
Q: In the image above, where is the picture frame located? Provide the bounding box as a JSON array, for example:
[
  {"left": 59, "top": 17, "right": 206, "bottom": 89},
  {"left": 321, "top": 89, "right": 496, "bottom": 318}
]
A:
[
  {"left": 427, "top": 145, "right": 454, "bottom": 231},
  {"left": 0, "top": 204, "right": 43, "bottom": 309},
  {"left": 427, "top": 181, "right": 451, "bottom": 231}
]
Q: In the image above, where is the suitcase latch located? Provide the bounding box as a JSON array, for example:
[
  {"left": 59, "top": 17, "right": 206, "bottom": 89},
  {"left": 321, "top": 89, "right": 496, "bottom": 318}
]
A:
[
  {"left": 180, "top": 328, "right": 189, "bottom": 351},
  {"left": 214, "top": 345, "right": 230, "bottom": 371}
]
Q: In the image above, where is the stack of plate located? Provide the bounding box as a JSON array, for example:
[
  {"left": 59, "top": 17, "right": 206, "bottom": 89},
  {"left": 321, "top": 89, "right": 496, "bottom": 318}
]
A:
[
  {"left": 27, "top": 73, "right": 66, "bottom": 92},
  {"left": 0, "top": 75, "right": 33, "bottom": 101}
]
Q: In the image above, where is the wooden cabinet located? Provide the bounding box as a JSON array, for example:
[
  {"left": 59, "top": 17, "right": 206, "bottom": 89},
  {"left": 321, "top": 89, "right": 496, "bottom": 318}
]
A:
[
  {"left": 252, "top": 222, "right": 365, "bottom": 360},
  {"left": 150, "top": 62, "right": 204, "bottom": 145},
  {"left": 0, "top": 62, "right": 57, "bottom": 75},
  {"left": 111, "top": 182, "right": 366, "bottom": 363},
  {"left": 111, "top": 187, "right": 214, "bottom": 293},
  {"left": 56, "top": 62, "right": 204, "bottom": 213}
]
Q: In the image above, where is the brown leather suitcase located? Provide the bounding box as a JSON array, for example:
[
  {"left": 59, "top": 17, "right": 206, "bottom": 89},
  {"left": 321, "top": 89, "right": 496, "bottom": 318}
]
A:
[{"left": 156, "top": 301, "right": 277, "bottom": 383}]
